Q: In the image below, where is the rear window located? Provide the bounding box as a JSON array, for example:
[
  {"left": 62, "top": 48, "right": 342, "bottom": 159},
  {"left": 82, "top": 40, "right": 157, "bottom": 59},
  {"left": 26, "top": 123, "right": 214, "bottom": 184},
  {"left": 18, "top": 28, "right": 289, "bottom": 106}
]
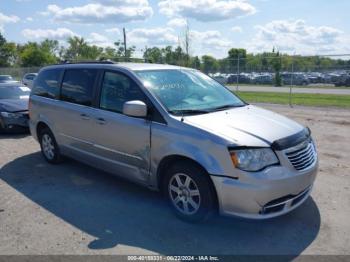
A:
[
  {"left": 61, "top": 69, "right": 98, "bottom": 106},
  {"left": 32, "top": 69, "right": 62, "bottom": 99}
]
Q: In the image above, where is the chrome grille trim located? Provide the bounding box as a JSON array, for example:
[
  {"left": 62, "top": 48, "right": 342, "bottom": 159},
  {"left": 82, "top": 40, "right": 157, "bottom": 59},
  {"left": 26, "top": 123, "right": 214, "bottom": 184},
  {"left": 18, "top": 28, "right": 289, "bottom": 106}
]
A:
[{"left": 284, "top": 139, "right": 317, "bottom": 171}]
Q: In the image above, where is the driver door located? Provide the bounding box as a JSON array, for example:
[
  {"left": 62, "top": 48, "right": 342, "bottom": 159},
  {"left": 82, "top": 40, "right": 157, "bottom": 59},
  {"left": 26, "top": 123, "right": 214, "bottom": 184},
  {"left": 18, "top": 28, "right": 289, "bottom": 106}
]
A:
[{"left": 90, "top": 71, "right": 151, "bottom": 184}]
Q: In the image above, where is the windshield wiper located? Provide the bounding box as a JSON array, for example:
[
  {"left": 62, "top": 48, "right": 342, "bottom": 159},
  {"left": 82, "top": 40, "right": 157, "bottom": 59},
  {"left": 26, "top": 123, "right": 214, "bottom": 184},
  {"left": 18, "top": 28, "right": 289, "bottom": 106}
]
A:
[
  {"left": 169, "top": 109, "right": 210, "bottom": 116},
  {"left": 209, "top": 104, "right": 244, "bottom": 112}
]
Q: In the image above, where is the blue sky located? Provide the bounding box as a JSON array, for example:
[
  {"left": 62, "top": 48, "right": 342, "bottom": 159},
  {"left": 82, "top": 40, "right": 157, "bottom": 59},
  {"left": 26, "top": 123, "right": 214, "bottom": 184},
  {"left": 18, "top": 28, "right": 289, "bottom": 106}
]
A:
[{"left": 1, "top": 0, "right": 349, "bottom": 58}]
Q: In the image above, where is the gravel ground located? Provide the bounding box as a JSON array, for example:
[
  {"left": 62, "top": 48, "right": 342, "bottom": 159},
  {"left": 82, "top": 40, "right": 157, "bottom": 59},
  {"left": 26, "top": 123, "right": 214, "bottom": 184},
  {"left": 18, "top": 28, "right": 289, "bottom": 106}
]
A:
[{"left": 0, "top": 103, "right": 349, "bottom": 256}]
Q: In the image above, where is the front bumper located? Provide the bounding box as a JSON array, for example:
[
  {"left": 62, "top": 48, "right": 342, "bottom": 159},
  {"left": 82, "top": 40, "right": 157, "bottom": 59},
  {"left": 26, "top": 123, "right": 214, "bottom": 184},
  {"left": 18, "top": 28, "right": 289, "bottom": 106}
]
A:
[
  {"left": 0, "top": 114, "right": 29, "bottom": 132},
  {"left": 211, "top": 160, "right": 318, "bottom": 219}
]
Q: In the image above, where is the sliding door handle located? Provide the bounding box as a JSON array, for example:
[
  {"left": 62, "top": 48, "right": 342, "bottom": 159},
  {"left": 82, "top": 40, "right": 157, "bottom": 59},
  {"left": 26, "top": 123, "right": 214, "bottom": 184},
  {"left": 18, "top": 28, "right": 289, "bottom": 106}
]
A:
[{"left": 80, "top": 113, "right": 90, "bottom": 120}]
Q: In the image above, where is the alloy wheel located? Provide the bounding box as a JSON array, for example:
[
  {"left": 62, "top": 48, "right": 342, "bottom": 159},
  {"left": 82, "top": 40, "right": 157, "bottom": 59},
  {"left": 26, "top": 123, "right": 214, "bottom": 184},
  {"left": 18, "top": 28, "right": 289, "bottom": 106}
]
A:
[{"left": 168, "top": 173, "right": 201, "bottom": 215}]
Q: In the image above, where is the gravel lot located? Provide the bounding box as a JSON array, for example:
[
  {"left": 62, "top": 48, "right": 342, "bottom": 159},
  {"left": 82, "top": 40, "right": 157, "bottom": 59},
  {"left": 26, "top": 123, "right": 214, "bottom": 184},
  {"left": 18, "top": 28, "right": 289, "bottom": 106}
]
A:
[{"left": 0, "top": 103, "right": 349, "bottom": 256}]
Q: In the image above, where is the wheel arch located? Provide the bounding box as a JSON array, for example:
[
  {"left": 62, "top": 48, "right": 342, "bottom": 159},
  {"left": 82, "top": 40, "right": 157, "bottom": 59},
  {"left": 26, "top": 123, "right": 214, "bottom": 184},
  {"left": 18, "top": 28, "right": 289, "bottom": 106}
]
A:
[
  {"left": 156, "top": 154, "right": 219, "bottom": 208},
  {"left": 36, "top": 121, "right": 51, "bottom": 139}
]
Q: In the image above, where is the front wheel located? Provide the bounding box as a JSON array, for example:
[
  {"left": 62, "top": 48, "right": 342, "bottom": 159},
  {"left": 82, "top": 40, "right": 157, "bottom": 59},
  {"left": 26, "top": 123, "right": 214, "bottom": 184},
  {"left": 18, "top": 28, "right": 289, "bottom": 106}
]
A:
[
  {"left": 163, "top": 162, "right": 217, "bottom": 222},
  {"left": 39, "top": 127, "right": 62, "bottom": 164}
]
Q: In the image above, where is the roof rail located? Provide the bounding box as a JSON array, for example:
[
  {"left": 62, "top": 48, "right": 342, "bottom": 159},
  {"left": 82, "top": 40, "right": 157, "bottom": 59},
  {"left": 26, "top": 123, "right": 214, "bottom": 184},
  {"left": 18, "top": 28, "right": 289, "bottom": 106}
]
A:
[{"left": 60, "top": 60, "right": 117, "bottom": 65}]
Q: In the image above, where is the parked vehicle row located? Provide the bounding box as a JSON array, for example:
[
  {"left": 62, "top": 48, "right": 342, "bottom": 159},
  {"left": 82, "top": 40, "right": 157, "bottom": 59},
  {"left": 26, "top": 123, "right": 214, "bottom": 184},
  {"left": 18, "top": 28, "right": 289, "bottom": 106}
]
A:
[
  {"left": 0, "top": 73, "right": 38, "bottom": 88},
  {"left": 210, "top": 71, "right": 350, "bottom": 86}
]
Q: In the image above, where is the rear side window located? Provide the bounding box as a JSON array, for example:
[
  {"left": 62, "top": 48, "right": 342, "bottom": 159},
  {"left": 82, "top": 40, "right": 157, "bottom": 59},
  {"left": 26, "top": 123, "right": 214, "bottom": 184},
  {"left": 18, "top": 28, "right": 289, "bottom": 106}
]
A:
[
  {"left": 61, "top": 69, "right": 98, "bottom": 106},
  {"left": 100, "top": 71, "right": 146, "bottom": 113},
  {"left": 32, "top": 69, "right": 62, "bottom": 99}
]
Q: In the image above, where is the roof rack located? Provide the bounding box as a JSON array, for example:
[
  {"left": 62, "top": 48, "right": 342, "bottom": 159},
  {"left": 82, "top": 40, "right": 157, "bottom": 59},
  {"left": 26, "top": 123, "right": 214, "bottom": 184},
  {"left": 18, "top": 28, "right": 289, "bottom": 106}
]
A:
[{"left": 60, "top": 60, "right": 117, "bottom": 65}]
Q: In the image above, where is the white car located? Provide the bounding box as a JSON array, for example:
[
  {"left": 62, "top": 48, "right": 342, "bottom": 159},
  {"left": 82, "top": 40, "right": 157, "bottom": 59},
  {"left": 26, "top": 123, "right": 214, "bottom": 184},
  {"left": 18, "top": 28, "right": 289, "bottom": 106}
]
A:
[{"left": 22, "top": 73, "right": 37, "bottom": 88}]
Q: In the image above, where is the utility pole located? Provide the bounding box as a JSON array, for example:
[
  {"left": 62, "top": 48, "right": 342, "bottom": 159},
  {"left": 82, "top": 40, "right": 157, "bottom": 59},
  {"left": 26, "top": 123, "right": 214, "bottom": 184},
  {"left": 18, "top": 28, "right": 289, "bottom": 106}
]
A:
[
  {"left": 123, "top": 28, "right": 127, "bottom": 61},
  {"left": 236, "top": 54, "right": 240, "bottom": 92}
]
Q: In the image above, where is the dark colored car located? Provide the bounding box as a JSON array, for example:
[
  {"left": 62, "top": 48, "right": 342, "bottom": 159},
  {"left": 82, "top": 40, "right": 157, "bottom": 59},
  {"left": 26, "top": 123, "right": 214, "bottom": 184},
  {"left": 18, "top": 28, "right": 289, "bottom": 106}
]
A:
[
  {"left": 0, "top": 83, "right": 30, "bottom": 133},
  {"left": 281, "top": 73, "right": 310, "bottom": 86},
  {"left": 252, "top": 74, "right": 273, "bottom": 85},
  {"left": 227, "top": 74, "right": 251, "bottom": 84},
  {"left": 334, "top": 73, "right": 350, "bottom": 87}
]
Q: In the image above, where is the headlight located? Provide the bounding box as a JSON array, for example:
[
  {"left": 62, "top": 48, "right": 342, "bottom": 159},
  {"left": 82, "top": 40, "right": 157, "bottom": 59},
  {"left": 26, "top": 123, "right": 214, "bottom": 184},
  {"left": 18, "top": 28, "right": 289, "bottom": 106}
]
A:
[
  {"left": 0, "top": 112, "right": 21, "bottom": 118},
  {"left": 229, "top": 148, "right": 279, "bottom": 172}
]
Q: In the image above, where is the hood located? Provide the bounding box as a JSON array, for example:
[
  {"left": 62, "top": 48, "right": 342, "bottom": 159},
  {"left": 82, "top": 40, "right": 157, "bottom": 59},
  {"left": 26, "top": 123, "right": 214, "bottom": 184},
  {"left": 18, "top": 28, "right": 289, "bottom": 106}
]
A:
[
  {"left": 184, "top": 105, "right": 304, "bottom": 147},
  {"left": 0, "top": 98, "right": 29, "bottom": 113}
]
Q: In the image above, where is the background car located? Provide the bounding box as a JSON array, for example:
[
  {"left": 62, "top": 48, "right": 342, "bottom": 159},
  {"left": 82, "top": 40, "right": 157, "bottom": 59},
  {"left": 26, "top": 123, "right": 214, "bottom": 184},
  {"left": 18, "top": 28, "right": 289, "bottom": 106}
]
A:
[
  {"left": 281, "top": 73, "right": 310, "bottom": 86},
  {"left": 0, "top": 83, "right": 30, "bottom": 133},
  {"left": 0, "top": 75, "right": 17, "bottom": 84},
  {"left": 22, "top": 73, "right": 38, "bottom": 88},
  {"left": 334, "top": 73, "right": 350, "bottom": 87},
  {"left": 251, "top": 74, "right": 273, "bottom": 85}
]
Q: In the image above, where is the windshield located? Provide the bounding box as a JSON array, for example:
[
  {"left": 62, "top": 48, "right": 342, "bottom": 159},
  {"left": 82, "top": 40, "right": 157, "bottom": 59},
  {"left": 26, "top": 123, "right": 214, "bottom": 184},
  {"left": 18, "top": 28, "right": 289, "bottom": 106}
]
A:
[
  {"left": 0, "top": 85, "right": 30, "bottom": 99},
  {"left": 0, "top": 75, "right": 13, "bottom": 82},
  {"left": 136, "top": 69, "right": 245, "bottom": 115}
]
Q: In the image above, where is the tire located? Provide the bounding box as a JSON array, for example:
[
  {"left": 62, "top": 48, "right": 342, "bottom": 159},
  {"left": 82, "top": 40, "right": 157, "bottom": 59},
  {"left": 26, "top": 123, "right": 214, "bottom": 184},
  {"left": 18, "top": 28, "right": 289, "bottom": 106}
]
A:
[
  {"left": 39, "top": 127, "right": 62, "bottom": 164},
  {"left": 162, "top": 161, "right": 217, "bottom": 222}
]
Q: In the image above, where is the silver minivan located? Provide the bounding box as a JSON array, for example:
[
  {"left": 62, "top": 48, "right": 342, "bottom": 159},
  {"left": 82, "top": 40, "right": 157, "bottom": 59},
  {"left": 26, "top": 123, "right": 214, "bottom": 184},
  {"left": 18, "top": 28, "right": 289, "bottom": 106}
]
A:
[{"left": 29, "top": 62, "right": 318, "bottom": 222}]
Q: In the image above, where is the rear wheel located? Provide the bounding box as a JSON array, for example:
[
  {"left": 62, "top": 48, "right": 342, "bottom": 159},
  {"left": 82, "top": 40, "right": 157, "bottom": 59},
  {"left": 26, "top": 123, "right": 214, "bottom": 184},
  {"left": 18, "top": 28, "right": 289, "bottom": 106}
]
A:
[
  {"left": 163, "top": 162, "right": 217, "bottom": 222},
  {"left": 39, "top": 127, "right": 62, "bottom": 164}
]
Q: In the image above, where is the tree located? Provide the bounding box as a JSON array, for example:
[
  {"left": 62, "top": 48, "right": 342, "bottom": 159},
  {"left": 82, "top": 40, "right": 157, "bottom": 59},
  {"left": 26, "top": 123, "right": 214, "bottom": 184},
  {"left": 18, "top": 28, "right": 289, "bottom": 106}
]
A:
[
  {"left": 228, "top": 48, "right": 247, "bottom": 73},
  {"left": 173, "top": 46, "right": 187, "bottom": 66},
  {"left": 271, "top": 48, "right": 282, "bottom": 86},
  {"left": 0, "top": 33, "right": 18, "bottom": 67},
  {"left": 40, "top": 39, "right": 59, "bottom": 55},
  {"left": 63, "top": 36, "right": 88, "bottom": 60},
  {"left": 0, "top": 33, "right": 6, "bottom": 46},
  {"left": 114, "top": 40, "right": 135, "bottom": 60},
  {"left": 163, "top": 46, "right": 174, "bottom": 64},
  {"left": 201, "top": 55, "right": 218, "bottom": 73},
  {"left": 143, "top": 47, "right": 163, "bottom": 63},
  {"left": 190, "top": 56, "right": 201, "bottom": 69},
  {"left": 19, "top": 42, "right": 57, "bottom": 67},
  {"left": 62, "top": 37, "right": 105, "bottom": 61}
]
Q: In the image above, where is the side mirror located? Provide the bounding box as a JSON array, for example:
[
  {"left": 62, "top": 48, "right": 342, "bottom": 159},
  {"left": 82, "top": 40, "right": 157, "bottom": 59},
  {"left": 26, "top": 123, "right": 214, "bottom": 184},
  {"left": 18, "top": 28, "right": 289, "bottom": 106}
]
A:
[{"left": 123, "top": 100, "right": 148, "bottom": 118}]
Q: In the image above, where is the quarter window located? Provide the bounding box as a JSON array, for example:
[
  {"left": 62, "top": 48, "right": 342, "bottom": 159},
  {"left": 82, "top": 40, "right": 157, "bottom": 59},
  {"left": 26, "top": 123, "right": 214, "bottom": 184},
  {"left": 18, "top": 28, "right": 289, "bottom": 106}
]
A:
[
  {"left": 100, "top": 71, "right": 145, "bottom": 113},
  {"left": 61, "top": 69, "right": 98, "bottom": 106},
  {"left": 32, "top": 69, "right": 62, "bottom": 99}
]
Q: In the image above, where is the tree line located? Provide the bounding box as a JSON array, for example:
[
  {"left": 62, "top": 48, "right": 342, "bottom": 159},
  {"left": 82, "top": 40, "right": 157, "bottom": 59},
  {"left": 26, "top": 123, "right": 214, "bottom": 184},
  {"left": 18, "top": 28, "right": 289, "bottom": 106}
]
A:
[{"left": 1, "top": 32, "right": 349, "bottom": 73}]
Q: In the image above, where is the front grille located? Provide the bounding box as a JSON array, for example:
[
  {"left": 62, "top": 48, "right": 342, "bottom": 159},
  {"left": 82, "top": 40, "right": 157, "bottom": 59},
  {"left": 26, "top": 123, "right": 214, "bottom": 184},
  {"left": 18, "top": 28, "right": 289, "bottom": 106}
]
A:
[{"left": 285, "top": 140, "right": 316, "bottom": 171}]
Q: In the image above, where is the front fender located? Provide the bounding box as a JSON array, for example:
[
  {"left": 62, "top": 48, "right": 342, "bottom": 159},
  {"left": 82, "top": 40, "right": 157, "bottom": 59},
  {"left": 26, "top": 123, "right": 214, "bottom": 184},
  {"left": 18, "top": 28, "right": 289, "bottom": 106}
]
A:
[{"left": 149, "top": 122, "right": 234, "bottom": 189}]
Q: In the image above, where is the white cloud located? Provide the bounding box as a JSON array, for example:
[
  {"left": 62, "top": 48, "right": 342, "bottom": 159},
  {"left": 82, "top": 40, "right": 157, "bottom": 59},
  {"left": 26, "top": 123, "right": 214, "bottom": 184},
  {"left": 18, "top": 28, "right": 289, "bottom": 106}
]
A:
[
  {"left": 87, "top": 32, "right": 114, "bottom": 48},
  {"left": 191, "top": 30, "right": 232, "bottom": 50},
  {"left": 0, "top": 12, "right": 20, "bottom": 32},
  {"left": 158, "top": 0, "right": 256, "bottom": 22},
  {"left": 26, "top": 17, "right": 33, "bottom": 22},
  {"left": 22, "top": 28, "right": 77, "bottom": 40},
  {"left": 167, "top": 18, "right": 187, "bottom": 28},
  {"left": 231, "top": 26, "right": 242, "bottom": 32},
  {"left": 45, "top": 1, "right": 153, "bottom": 24},
  {"left": 250, "top": 19, "right": 350, "bottom": 54},
  {"left": 105, "top": 28, "right": 121, "bottom": 34},
  {"left": 128, "top": 27, "right": 178, "bottom": 46}
]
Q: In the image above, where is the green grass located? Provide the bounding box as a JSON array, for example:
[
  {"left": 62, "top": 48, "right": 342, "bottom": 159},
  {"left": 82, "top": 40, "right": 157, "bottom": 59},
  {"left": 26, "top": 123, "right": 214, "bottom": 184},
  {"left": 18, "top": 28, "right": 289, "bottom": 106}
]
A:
[{"left": 236, "top": 91, "right": 350, "bottom": 108}]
